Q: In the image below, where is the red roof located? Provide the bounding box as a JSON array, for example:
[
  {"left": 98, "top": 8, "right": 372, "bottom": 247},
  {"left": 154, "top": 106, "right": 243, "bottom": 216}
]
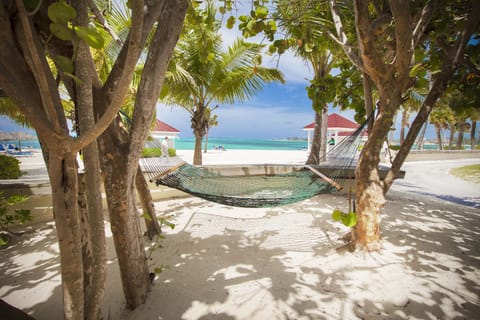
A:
[
  {"left": 152, "top": 119, "right": 180, "bottom": 133},
  {"left": 303, "top": 113, "right": 359, "bottom": 130}
]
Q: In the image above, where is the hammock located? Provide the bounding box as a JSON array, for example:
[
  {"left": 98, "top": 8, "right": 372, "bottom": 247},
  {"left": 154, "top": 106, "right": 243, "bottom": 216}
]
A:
[{"left": 140, "top": 118, "right": 367, "bottom": 208}]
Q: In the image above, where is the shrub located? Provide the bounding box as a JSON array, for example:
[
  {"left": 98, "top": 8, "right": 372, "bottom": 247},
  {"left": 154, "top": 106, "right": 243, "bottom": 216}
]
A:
[
  {"left": 0, "top": 192, "right": 32, "bottom": 246},
  {"left": 142, "top": 147, "right": 177, "bottom": 158},
  {"left": 0, "top": 155, "right": 22, "bottom": 179},
  {"left": 142, "top": 148, "right": 162, "bottom": 158}
]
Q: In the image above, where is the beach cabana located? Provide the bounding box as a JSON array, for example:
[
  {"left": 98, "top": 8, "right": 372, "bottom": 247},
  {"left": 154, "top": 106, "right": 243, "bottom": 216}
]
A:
[
  {"left": 150, "top": 119, "right": 180, "bottom": 149},
  {"left": 303, "top": 113, "right": 364, "bottom": 151}
]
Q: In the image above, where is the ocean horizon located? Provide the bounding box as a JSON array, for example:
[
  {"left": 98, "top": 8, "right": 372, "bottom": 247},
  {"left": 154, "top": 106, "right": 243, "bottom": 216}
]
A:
[
  {"left": 1, "top": 137, "right": 309, "bottom": 151},
  {"left": 1, "top": 137, "right": 449, "bottom": 151}
]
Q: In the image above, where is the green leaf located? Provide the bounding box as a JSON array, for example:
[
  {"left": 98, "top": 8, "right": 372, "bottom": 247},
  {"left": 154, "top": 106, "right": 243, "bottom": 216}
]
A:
[
  {"left": 267, "top": 20, "right": 277, "bottom": 32},
  {"left": 207, "top": 52, "right": 215, "bottom": 61},
  {"left": 53, "top": 55, "right": 74, "bottom": 74},
  {"left": 48, "top": 1, "right": 76, "bottom": 24},
  {"left": 0, "top": 235, "right": 7, "bottom": 246},
  {"left": 409, "top": 63, "right": 423, "bottom": 77},
  {"left": 226, "top": 16, "right": 236, "bottom": 29},
  {"left": 50, "top": 23, "right": 73, "bottom": 41},
  {"left": 332, "top": 209, "right": 342, "bottom": 222},
  {"left": 255, "top": 6, "right": 269, "bottom": 19},
  {"left": 74, "top": 26, "right": 105, "bottom": 49},
  {"left": 341, "top": 212, "right": 358, "bottom": 227}
]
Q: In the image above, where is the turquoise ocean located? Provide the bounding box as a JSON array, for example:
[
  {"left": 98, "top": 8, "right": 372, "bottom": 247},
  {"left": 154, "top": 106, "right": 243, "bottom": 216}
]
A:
[
  {"left": 1, "top": 138, "right": 309, "bottom": 151},
  {"left": 1, "top": 138, "right": 445, "bottom": 151}
]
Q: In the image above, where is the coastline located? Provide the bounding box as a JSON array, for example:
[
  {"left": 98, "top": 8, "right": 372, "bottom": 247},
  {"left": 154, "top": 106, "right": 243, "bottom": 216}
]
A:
[{"left": 1, "top": 150, "right": 479, "bottom": 319}]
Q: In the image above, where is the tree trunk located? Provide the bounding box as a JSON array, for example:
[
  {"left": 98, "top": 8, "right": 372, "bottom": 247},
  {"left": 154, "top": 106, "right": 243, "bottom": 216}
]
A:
[
  {"left": 193, "top": 133, "right": 203, "bottom": 165},
  {"left": 400, "top": 108, "right": 409, "bottom": 145},
  {"left": 448, "top": 127, "right": 455, "bottom": 149},
  {"left": 204, "top": 130, "right": 209, "bottom": 153},
  {"left": 363, "top": 73, "right": 375, "bottom": 132},
  {"left": 47, "top": 152, "right": 84, "bottom": 320},
  {"left": 456, "top": 122, "right": 465, "bottom": 149},
  {"left": 136, "top": 165, "right": 161, "bottom": 239},
  {"left": 306, "top": 111, "right": 322, "bottom": 165},
  {"left": 74, "top": 2, "right": 106, "bottom": 316},
  {"left": 471, "top": 120, "right": 477, "bottom": 150},
  {"left": 320, "top": 107, "right": 328, "bottom": 162},
  {"left": 99, "top": 133, "right": 150, "bottom": 309},
  {"left": 353, "top": 108, "right": 394, "bottom": 250},
  {"left": 436, "top": 125, "right": 443, "bottom": 150}
]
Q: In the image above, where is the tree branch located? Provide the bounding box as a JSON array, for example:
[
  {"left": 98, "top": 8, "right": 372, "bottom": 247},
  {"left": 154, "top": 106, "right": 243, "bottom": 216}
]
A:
[
  {"left": 328, "top": 0, "right": 364, "bottom": 71},
  {"left": 383, "top": 2, "right": 480, "bottom": 192},
  {"left": 352, "top": 0, "right": 388, "bottom": 83},
  {"left": 390, "top": 0, "right": 413, "bottom": 91},
  {"left": 128, "top": 0, "right": 189, "bottom": 173},
  {"left": 15, "top": 0, "right": 62, "bottom": 134},
  {"left": 73, "top": 0, "right": 145, "bottom": 152},
  {"left": 412, "top": 1, "right": 435, "bottom": 47}
]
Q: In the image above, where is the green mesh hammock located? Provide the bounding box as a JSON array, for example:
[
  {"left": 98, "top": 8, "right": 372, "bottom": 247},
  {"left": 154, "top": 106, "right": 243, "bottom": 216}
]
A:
[
  {"left": 140, "top": 119, "right": 366, "bottom": 208},
  {"left": 147, "top": 162, "right": 341, "bottom": 208}
]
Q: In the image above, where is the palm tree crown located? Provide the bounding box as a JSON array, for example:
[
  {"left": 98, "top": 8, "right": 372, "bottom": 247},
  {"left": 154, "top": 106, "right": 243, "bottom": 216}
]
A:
[{"left": 161, "top": 2, "right": 284, "bottom": 165}]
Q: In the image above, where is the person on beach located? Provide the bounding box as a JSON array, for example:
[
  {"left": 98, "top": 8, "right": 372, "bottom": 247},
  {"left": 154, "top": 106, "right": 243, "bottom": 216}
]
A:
[{"left": 161, "top": 137, "right": 169, "bottom": 158}]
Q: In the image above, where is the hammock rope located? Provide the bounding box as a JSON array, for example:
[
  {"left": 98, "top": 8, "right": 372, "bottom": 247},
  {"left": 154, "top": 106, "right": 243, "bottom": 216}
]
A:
[{"left": 139, "top": 117, "right": 369, "bottom": 208}]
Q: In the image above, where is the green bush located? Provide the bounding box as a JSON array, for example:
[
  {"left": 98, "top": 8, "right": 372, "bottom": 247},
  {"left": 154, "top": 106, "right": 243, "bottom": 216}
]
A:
[
  {"left": 142, "top": 148, "right": 162, "bottom": 158},
  {"left": 0, "top": 155, "right": 22, "bottom": 179},
  {"left": 0, "top": 192, "right": 32, "bottom": 246},
  {"left": 389, "top": 145, "right": 401, "bottom": 151},
  {"left": 142, "top": 148, "right": 177, "bottom": 158}
]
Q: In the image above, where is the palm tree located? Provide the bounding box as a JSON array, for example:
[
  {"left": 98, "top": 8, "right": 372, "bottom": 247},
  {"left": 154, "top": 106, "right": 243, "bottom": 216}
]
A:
[
  {"left": 204, "top": 107, "right": 218, "bottom": 153},
  {"left": 161, "top": 2, "right": 284, "bottom": 165},
  {"left": 430, "top": 104, "right": 455, "bottom": 150},
  {"left": 276, "top": 0, "right": 340, "bottom": 164}
]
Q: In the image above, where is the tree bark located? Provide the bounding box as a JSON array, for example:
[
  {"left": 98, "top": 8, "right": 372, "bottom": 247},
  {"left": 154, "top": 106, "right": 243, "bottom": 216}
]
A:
[
  {"left": 448, "top": 127, "right": 455, "bottom": 149},
  {"left": 74, "top": 2, "right": 106, "bottom": 318},
  {"left": 320, "top": 106, "right": 328, "bottom": 162},
  {"left": 194, "top": 132, "right": 204, "bottom": 165},
  {"left": 435, "top": 125, "right": 443, "bottom": 150},
  {"left": 456, "top": 122, "right": 465, "bottom": 149},
  {"left": 96, "top": 0, "right": 188, "bottom": 308},
  {"left": 471, "top": 121, "right": 477, "bottom": 150},
  {"left": 136, "top": 165, "right": 161, "bottom": 239},
  {"left": 306, "top": 111, "right": 322, "bottom": 165},
  {"left": 48, "top": 152, "right": 84, "bottom": 320}
]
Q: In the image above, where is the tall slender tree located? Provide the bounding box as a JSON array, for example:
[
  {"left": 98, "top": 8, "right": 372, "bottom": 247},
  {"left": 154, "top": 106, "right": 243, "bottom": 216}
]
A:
[{"left": 162, "top": 2, "right": 284, "bottom": 165}]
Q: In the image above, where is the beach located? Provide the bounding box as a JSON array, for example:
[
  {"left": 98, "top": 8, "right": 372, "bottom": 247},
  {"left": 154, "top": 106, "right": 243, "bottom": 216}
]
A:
[{"left": 1, "top": 150, "right": 480, "bottom": 319}]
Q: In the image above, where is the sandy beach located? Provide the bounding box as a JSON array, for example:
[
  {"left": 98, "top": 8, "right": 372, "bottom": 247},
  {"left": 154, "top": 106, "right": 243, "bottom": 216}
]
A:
[{"left": 1, "top": 150, "right": 479, "bottom": 319}]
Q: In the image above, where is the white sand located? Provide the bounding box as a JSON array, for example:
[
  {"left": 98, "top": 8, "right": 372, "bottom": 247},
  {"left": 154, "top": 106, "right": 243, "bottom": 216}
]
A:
[{"left": 1, "top": 151, "right": 480, "bottom": 319}]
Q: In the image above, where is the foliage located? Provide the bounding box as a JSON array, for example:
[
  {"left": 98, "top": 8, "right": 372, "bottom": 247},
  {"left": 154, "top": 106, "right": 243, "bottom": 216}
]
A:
[
  {"left": 141, "top": 147, "right": 176, "bottom": 158},
  {"left": 0, "top": 155, "right": 22, "bottom": 179},
  {"left": 162, "top": 1, "right": 284, "bottom": 164},
  {"left": 332, "top": 209, "right": 358, "bottom": 227},
  {"left": 142, "top": 148, "right": 161, "bottom": 158},
  {"left": 144, "top": 215, "right": 175, "bottom": 274},
  {"left": 0, "top": 192, "right": 31, "bottom": 246},
  {"left": 450, "top": 164, "right": 480, "bottom": 184}
]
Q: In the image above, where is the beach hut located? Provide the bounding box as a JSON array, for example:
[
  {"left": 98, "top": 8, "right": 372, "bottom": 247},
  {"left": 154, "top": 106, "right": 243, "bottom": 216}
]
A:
[
  {"left": 303, "top": 113, "right": 364, "bottom": 151},
  {"left": 150, "top": 119, "right": 180, "bottom": 149}
]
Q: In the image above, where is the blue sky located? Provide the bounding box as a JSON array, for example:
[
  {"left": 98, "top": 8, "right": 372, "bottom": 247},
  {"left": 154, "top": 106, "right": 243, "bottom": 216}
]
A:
[
  {"left": 0, "top": 3, "right": 433, "bottom": 142},
  {"left": 156, "top": 23, "right": 356, "bottom": 140}
]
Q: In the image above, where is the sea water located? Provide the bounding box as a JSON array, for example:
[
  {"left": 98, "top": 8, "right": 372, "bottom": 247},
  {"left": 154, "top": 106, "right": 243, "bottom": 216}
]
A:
[{"left": 1, "top": 138, "right": 308, "bottom": 151}]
